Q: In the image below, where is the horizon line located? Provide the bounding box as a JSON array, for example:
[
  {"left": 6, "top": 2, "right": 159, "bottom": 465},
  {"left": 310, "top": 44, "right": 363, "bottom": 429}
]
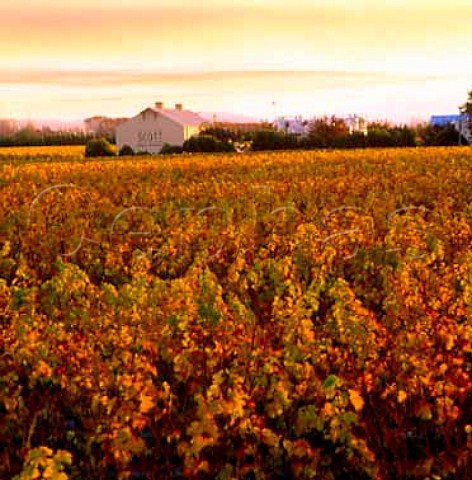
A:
[{"left": 0, "top": 67, "right": 451, "bottom": 83}]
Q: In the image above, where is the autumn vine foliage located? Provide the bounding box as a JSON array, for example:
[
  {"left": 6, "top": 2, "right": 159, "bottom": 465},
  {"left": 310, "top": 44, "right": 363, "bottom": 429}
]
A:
[{"left": 0, "top": 146, "right": 471, "bottom": 479}]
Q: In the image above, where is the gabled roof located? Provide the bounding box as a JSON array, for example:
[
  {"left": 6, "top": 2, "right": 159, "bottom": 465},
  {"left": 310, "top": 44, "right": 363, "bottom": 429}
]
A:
[{"left": 146, "top": 107, "right": 205, "bottom": 127}]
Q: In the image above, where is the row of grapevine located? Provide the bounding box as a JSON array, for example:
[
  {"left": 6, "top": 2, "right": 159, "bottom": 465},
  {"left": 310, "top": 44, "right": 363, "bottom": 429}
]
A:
[{"left": 1, "top": 147, "right": 471, "bottom": 478}]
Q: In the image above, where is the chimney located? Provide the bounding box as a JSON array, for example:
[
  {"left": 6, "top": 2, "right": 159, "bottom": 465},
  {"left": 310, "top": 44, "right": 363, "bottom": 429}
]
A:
[
  {"left": 175, "top": 103, "right": 183, "bottom": 111},
  {"left": 155, "top": 101, "right": 164, "bottom": 109}
]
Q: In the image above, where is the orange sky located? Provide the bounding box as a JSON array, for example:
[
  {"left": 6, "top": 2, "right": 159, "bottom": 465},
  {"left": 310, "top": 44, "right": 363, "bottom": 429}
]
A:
[{"left": 1, "top": 0, "right": 471, "bottom": 121}]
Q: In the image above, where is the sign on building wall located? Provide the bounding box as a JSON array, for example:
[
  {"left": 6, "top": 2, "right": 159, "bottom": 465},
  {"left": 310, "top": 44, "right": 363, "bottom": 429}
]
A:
[{"left": 137, "top": 130, "right": 163, "bottom": 148}]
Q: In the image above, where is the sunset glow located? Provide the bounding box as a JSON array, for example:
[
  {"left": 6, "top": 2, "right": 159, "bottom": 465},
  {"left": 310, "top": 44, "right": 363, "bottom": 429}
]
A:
[{"left": 2, "top": 0, "right": 471, "bottom": 122}]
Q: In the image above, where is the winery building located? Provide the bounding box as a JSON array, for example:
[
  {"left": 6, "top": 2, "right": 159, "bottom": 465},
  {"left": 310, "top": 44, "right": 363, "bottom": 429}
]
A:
[{"left": 116, "top": 102, "right": 206, "bottom": 154}]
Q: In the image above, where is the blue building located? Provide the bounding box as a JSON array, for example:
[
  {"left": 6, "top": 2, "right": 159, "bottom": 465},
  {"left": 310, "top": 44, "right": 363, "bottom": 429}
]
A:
[
  {"left": 430, "top": 114, "right": 466, "bottom": 127},
  {"left": 430, "top": 113, "right": 472, "bottom": 145}
]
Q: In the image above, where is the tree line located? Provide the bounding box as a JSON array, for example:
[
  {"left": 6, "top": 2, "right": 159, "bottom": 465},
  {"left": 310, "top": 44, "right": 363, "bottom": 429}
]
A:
[
  {"left": 167, "top": 117, "right": 466, "bottom": 154},
  {"left": 0, "top": 124, "right": 110, "bottom": 147},
  {"left": 0, "top": 117, "right": 465, "bottom": 154}
]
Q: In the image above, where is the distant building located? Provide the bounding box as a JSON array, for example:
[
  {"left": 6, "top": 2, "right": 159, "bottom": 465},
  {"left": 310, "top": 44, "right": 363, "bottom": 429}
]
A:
[
  {"left": 430, "top": 114, "right": 465, "bottom": 127},
  {"left": 273, "top": 116, "right": 310, "bottom": 136},
  {"left": 344, "top": 114, "right": 368, "bottom": 135},
  {"left": 274, "top": 114, "right": 367, "bottom": 137},
  {"left": 0, "top": 119, "right": 18, "bottom": 137},
  {"left": 430, "top": 113, "right": 472, "bottom": 145},
  {"left": 84, "top": 116, "right": 128, "bottom": 137},
  {"left": 211, "top": 121, "right": 264, "bottom": 135},
  {"left": 116, "top": 102, "right": 206, "bottom": 154}
]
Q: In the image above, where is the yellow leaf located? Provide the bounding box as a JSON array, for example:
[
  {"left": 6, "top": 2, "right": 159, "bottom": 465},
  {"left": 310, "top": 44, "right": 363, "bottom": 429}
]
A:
[
  {"left": 348, "top": 389, "right": 364, "bottom": 412},
  {"left": 398, "top": 390, "right": 407, "bottom": 404},
  {"left": 42, "top": 465, "right": 54, "bottom": 479},
  {"left": 36, "top": 446, "right": 53, "bottom": 457},
  {"left": 37, "top": 360, "right": 53, "bottom": 378},
  {"left": 31, "top": 468, "right": 41, "bottom": 479},
  {"left": 417, "top": 403, "right": 432, "bottom": 421}
]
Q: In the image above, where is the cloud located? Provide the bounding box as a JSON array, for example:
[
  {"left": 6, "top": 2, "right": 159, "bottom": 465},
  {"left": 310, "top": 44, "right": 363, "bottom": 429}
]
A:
[
  {"left": 0, "top": 68, "right": 446, "bottom": 89},
  {"left": 1, "top": 2, "right": 471, "bottom": 75}
]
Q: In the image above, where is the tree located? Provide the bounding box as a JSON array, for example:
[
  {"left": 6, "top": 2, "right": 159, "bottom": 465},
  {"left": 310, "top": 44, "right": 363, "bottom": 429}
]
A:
[
  {"left": 416, "top": 123, "right": 463, "bottom": 147},
  {"left": 460, "top": 90, "right": 472, "bottom": 115},
  {"left": 332, "top": 131, "right": 367, "bottom": 149},
  {"left": 14, "top": 123, "right": 38, "bottom": 146},
  {"left": 366, "top": 123, "right": 395, "bottom": 148},
  {"left": 85, "top": 137, "right": 115, "bottom": 157},
  {"left": 307, "top": 116, "right": 349, "bottom": 148},
  {"left": 390, "top": 125, "right": 416, "bottom": 147},
  {"left": 0, "top": 119, "right": 17, "bottom": 137},
  {"left": 250, "top": 130, "right": 299, "bottom": 151},
  {"left": 199, "top": 126, "right": 238, "bottom": 143},
  {"left": 460, "top": 89, "right": 472, "bottom": 133}
]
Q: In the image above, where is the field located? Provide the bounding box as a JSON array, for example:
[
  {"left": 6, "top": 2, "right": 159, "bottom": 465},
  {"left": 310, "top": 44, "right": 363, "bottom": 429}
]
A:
[{"left": 0, "top": 146, "right": 471, "bottom": 479}]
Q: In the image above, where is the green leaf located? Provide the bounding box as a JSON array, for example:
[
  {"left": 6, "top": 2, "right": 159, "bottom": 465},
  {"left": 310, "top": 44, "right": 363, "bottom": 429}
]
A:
[
  {"left": 342, "top": 411, "right": 358, "bottom": 426},
  {"left": 323, "top": 374, "right": 340, "bottom": 389}
]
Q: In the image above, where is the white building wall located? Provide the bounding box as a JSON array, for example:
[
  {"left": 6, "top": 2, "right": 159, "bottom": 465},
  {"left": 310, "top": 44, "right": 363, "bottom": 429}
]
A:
[
  {"left": 185, "top": 125, "right": 201, "bottom": 141},
  {"left": 116, "top": 109, "right": 185, "bottom": 154},
  {"left": 274, "top": 116, "right": 309, "bottom": 136}
]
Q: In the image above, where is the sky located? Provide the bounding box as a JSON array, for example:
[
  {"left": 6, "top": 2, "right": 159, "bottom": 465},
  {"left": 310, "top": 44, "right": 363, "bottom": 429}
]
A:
[{"left": 1, "top": 0, "right": 471, "bottom": 123}]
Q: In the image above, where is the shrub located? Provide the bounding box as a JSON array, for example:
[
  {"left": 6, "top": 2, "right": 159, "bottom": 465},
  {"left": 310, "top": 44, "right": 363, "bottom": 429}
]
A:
[
  {"left": 118, "top": 144, "right": 135, "bottom": 156},
  {"left": 85, "top": 137, "right": 115, "bottom": 157},
  {"left": 251, "top": 130, "right": 299, "bottom": 151},
  {"left": 183, "top": 135, "right": 235, "bottom": 153},
  {"left": 160, "top": 143, "right": 183, "bottom": 155}
]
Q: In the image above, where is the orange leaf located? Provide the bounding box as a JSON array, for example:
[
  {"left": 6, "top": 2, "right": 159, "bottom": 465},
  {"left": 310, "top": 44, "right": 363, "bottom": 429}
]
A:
[
  {"left": 348, "top": 389, "right": 364, "bottom": 412},
  {"left": 140, "top": 394, "right": 154, "bottom": 414},
  {"left": 397, "top": 390, "right": 407, "bottom": 404}
]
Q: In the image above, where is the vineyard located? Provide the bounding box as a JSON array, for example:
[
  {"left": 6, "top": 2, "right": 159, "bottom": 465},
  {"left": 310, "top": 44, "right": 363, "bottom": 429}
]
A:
[{"left": 0, "top": 146, "right": 471, "bottom": 479}]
